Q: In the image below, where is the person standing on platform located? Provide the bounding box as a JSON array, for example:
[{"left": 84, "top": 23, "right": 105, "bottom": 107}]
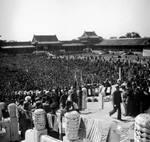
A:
[
  {"left": 99, "top": 83, "right": 105, "bottom": 109},
  {"left": 104, "top": 79, "right": 112, "bottom": 96},
  {"left": 121, "top": 85, "right": 128, "bottom": 116},
  {"left": 126, "top": 83, "right": 134, "bottom": 116},
  {"left": 82, "top": 85, "right": 87, "bottom": 110},
  {"left": 68, "top": 86, "right": 78, "bottom": 105},
  {"left": 19, "top": 102, "right": 32, "bottom": 139},
  {"left": 109, "top": 85, "right": 122, "bottom": 120},
  {"left": 77, "top": 86, "right": 83, "bottom": 111}
]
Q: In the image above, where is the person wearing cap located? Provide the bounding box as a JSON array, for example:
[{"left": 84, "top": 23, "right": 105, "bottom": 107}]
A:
[
  {"left": 24, "top": 96, "right": 32, "bottom": 111},
  {"left": 109, "top": 85, "right": 122, "bottom": 120}
]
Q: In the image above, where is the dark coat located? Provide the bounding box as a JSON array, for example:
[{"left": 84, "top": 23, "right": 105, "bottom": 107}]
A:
[{"left": 112, "top": 90, "right": 122, "bottom": 106}]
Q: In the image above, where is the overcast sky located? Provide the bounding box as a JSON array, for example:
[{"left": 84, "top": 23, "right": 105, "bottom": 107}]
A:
[{"left": 0, "top": 0, "right": 150, "bottom": 41}]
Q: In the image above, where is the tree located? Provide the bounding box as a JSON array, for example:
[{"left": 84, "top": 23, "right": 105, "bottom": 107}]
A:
[
  {"left": 119, "top": 32, "right": 141, "bottom": 38},
  {"left": 126, "top": 32, "right": 141, "bottom": 38}
]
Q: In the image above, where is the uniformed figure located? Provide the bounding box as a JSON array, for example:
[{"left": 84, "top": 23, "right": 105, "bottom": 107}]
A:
[
  {"left": 77, "top": 86, "right": 83, "bottom": 111},
  {"left": 109, "top": 85, "right": 122, "bottom": 120}
]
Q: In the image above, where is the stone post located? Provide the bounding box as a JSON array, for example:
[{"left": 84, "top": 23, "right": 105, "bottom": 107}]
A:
[
  {"left": 31, "top": 109, "right": 47, "bottom": 142},
  {"left": 0, "top": 102, "right": 5, "bottom": 130},
  {"left": 134, "top": 113, "right": 150, "bottom": 142},
  {"left": 63, "top": 111, "right": 82, "bottom": 142},
  {"left": 8, "top": 103, "right": 19, "bottom": 141}
]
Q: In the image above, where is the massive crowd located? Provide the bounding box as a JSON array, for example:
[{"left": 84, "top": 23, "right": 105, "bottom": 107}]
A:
[
  {"left": 0, "top": 85, "right": 86, "bottom": 139},
  {"left": 0, "top": 53, "right": 149, "bottom": 92},
  {"left": 0, "top": 53, "right": 150, "bottom": 139}
]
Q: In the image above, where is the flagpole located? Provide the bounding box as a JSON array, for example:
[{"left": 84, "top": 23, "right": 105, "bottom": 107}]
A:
[{"left": 119, "top": 67, "right": 121, "bottom": 81}]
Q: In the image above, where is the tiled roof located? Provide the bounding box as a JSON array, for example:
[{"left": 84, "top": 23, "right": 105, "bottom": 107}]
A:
[
  {"left": 83, "top": 31, "right": 97, "bottom": 36},
  {"left": 61, "top": 40, "right": 81, "bottom": 44},
  {"left": 4, "top": 41, "right": 32, "bottom": 46},
  {"left": 95, "top": 38, "right": 150, "bottom": 46},
  {"left": 62, "top": 43, "right": 85, "bottom": 46},
  {"left": 32, "top": 35, "right": 59, "bottom": 42},
  {"left": 80, "top": 31, "right": 99, "bottom": 38},
  {"left": 62, "top": 40, "right": 85, "bottom": 46},
  {"left": 79, "top": 31, "right": 102, "bottom": 42}
]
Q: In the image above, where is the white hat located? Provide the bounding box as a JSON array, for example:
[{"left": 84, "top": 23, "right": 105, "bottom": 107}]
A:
[{"left": 25, "top": 96, "right": 31, "bottom": 102}]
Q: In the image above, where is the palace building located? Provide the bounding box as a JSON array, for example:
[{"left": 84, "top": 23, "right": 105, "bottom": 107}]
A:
[
  {"left": 1, "top": 31, "right": 150, "bottom": 54},
  {"left": 32, "top": 35, "right": 61, "bottom": 51}
]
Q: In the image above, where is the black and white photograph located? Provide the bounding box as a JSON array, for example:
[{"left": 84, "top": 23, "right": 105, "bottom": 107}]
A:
[{"left": 0, "top": 0, "right": 150, "bottom": 142}]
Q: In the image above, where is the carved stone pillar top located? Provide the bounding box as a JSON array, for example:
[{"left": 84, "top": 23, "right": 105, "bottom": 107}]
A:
[{"left": 33, "top": 109, "right": 46, "bottom": 131}]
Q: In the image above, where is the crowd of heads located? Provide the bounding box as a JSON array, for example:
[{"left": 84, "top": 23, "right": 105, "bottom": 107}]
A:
[
  {"left": 0, "top": 53, "right": 150, "bottom": 140},
  {"left": 0, "top": 85, "right": 81, "bottom": 139},
  {"left": 0, "top": 53, "right": 150, "bottom": 113}
]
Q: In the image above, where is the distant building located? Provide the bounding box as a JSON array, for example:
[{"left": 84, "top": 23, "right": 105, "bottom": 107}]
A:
[
  {"left": 61, "top": 31, "right": 102, "bottom": 52},
  {"left": 1, "top": 41, "right": 34, "bottom": 54},
  {"left": 1, "top": 32, "right": 150, "bottom": 54},
  {"left": 95, "top": 38, "right": 150, "bottom": 51},
  {"left": 79, "top": 31, "right": 102, "bottom": 43},
  {"left": 62, "top": 31, "right": 150, "bottom": 52},
  {"left": 61, "top": 40, "right": 86, "bottom": 52},
  {"left": 79, "top": 31, "right": 102, "bottom": 50},
  {"left": 142, "top": 39, "right": 150, "bottom": 56},
  {"left": 32, "top": 35, "right": 61, "bottom": 51}
]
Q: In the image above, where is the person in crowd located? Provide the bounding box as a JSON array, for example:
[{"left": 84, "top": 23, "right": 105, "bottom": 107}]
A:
[
  {"left": 65, "top": 100, "right": 78, "bottom": 113},
  {"left": 126, "top": 82, "right": 134, "bottom": 116},
  {"left": 59, "top": 89, "right": 68, "bottom": 109},
  {"left": 35, "top": 100, "right": 43, "bottom": 109},
  {"left": 18, "top": 99, "right": 24, "bottom": 113},
  {"left": 19, "top": 101, "right": 32, "bottom": 139},
  {"left": 68, "top": 86, "right": 78, "bottom": 105},
  {"left": 42, "top": 96, "right": 51, "bottom": 113},
  {"left": 77, "top": 86, "right": 83, "bottom": 111},
  {"left": 104, "top": 79, "right": 112, "bottom": 96},
  {"left": 133, "top": 86, "right": 141, "bottom": 116},
  {"left": 2, "top": 103, "right": 9, "bottom": 119},
  {"left": 24, "top": 96, "right": 32, "bottom": 111},
  {"left": 121, "top": 84, "right": 128, "bottom": 116},
  {"left": 82, "top": 85, "right": 87, "bottom": 110}
]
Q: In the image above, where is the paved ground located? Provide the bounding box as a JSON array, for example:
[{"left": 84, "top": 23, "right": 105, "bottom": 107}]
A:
[{"left": 80, "top": 102, "right": 135, "bottom": 142}]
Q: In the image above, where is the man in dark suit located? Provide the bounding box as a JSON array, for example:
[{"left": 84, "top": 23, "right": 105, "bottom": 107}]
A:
[{"left": 109, "top": 85, "right": 122, "bottom": 120}]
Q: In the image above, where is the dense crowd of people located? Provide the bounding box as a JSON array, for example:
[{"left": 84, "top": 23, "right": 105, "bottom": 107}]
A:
[
  {"left": 0, "top": 85, "right": 86, "bottom": 139},
  {"left": 0, "top": 53, "right": 150, "bottom": 92},
  {"left": 0, "top": 53, "right": 150, "bottom": 139}
]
